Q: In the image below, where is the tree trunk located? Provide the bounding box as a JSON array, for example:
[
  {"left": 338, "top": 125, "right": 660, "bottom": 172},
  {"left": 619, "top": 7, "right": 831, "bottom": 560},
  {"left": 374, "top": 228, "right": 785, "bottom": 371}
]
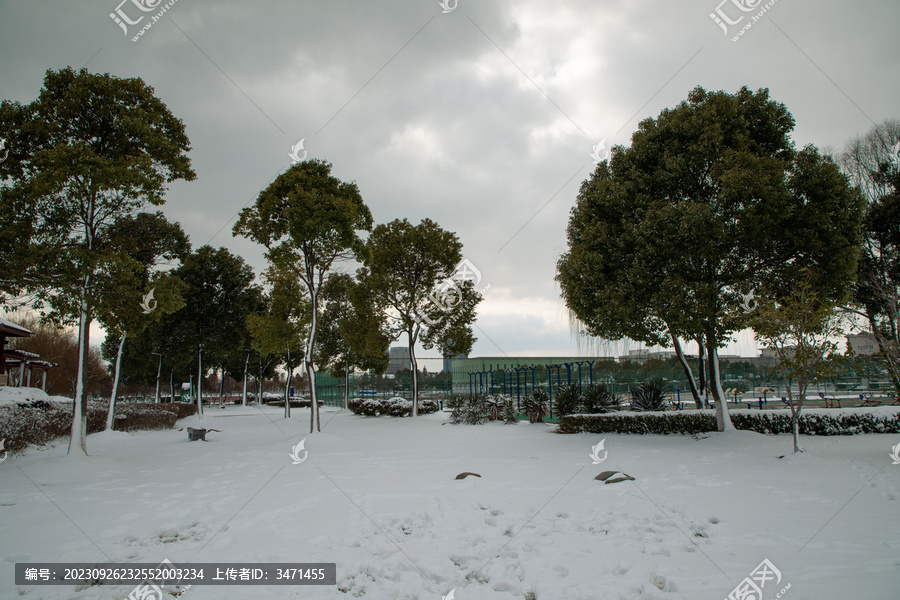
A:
[
  {"left": 242, "top": 351, "right": 250, "bottom": 407},
  {"left": 344, "top": 363, "right": 350, "bottom": 410},
  {"left": 68, "top": 282, "right": 91, "bottom": 456},
  {"left": 218, "top": 366, "right": 225, "bottom": 406},
  {"left": 706, "top": 336, "right": 734, "bottom": 432},
  {"left": 792, "top": 383, "right": 806, "bottom": 453},
  {"left": 306, "top": 286, "right": 320, "bottom": 433},
  {"left": 154, "top": 354, "right": 161, "bottom": 404},
  {"left": 170, "top": 370, "right": 175, "bottom": 405},
  {"left": 671, "top": 333, "right": 702, "bottom": 408},
  {"left": 697, "top": 337, "right": 708, "bottom": 408},
  {"left": 107, "top": 333, "right": 127, "bottom": 431},
  {"left": 197, "top": 346, "right": 204, "bottom": 418},
  {"left": 285, "top": 350, "right": 292, "bottom": 419},
  {"left": 409, "top": 330, "right": 419, "bottom": 417}
]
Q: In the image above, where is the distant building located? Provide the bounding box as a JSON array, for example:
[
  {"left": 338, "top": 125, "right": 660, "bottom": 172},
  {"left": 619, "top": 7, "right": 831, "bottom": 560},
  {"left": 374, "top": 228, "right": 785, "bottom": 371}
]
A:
[
  {"left": 620, "top": 349, "right": 679, "bottom": 363},
  {"left": 386, "top": 346, "right": 411, "bottom": 375},
  {"left": 443, "top": 353, "right": 467, "bottom": 373},
  {"left": 760, "top": 346, "right": 796, "bottom": 360},
  {"left": 846, "top": 332, "right": 879, "bottom": 356}
]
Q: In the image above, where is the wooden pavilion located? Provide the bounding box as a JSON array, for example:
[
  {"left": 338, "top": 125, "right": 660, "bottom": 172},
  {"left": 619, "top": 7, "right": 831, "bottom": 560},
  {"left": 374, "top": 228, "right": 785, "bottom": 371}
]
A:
[{"left": 0, "top": 317, "right": 55, "bottom": 391}]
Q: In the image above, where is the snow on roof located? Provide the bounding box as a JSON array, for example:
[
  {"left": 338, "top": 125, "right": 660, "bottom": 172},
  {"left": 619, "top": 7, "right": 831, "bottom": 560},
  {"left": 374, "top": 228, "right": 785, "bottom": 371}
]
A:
[{"left": 0, "top": 317, "right": 31, "bottom": 337}]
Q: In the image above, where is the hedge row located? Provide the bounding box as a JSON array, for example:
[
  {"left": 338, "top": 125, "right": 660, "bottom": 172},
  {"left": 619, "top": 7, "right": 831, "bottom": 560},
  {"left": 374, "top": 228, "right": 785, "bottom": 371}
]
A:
[
  {"left": 264, "top": 398, "right": 325, "bottom": 408},
  {"left": 558, "top": 410, "right": 900, "bottom": 435},
  {"left": 0, "top": 401, "right": 195, "bottom": 454},
  {"left": 159, "top": 402, "right": 199, "bottom": 420},
  {"left": 348, "top": 397, "right": 440, "bottom": 417}
]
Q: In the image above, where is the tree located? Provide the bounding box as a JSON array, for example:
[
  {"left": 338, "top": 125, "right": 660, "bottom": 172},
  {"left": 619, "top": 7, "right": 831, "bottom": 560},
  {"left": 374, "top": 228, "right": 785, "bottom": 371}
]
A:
[
  {"left": 98, "top": 212, "right": 189, "bottom": 428},
  {"left": 316, "top": 273, "right": 390, "bottom": 408},
  {"left": 234, "top": 159, "right": 373, "bottom": 433},
  {"left": 753, "top": 278, "right": 846, "bottom": 453},
  {"left": 839, "top": 120, "right": 900, "bottom": 397},
  {"left": 0, "top": 67, "right": 195, "bottom": 455},
  {"left": 838, "top": 118, "right": 900, "bottom": 206},
  {"left": 557, "top": 86, "right": 864, "bottom": 431},
  {"left": 359, "top": 218, "right": 481, "bottom": 416},
  {"left": 247, "top": 266, "right": 310, "bottom": 418},
  {"left": 163, "top": 246, "right": 258, "bottom": 418}
]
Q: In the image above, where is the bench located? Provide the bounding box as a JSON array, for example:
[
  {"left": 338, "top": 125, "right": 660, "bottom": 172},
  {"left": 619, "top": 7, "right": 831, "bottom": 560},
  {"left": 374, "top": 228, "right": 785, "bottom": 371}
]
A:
[
  {"left": 859, "top": 394, "right": 882, "bottom": 407},
  {"left": 819, "top": 392, "right": 841, "bottom": 408}
]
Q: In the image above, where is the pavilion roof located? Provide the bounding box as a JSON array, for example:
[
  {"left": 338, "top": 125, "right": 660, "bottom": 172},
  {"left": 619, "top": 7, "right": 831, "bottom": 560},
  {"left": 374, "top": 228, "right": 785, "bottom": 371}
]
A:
[{"left": 0, "top": 317, "right": 32, "bottom": 338}]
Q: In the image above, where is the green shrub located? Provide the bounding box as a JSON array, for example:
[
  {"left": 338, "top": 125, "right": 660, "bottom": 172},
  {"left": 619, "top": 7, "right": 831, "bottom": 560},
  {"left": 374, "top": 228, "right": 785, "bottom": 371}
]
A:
[
  {"left": 558, "top": 409, "right": 900, "bottom": 435},
  {"left": 553, "top": 384, "right": 582, "bottom": 418},
  {"left": 524, "top": 390, "right": 550, "bottom": 423},
  {"left": 581, "top": 384, "right": 620, "bottom": 414},
  {"left": 502, "top": 399, "right": 520, "bottom": 424},
  {"left": 0, "top": 400, "right": 184, "bottom": 455},
  {"left": 485, "top": 395, "right": 507, "bottom": 421},
  {"left": 157, "top": 402, "right": 198, "bottom": 420},
  {"left": 449, "top": 395, "right": 490, "bottom": 424},
  {"left": 347, "top": 397, "right": 438, "bottom": 417},
  {"left": 631, "top": 378, "right": 668, "bottom": 411},
  {"left": 113, "top": 403, "right": 178, "bottom": 432}
]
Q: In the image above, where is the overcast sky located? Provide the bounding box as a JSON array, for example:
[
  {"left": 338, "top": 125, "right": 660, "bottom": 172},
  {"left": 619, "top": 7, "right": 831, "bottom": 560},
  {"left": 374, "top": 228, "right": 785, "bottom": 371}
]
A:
[{"left": 1, "top": 0, "right": 897, "bottom": 364}]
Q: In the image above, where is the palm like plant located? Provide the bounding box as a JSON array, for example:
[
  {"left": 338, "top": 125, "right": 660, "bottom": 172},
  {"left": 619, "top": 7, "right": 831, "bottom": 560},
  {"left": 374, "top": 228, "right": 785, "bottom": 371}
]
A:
[
  {"left": 631, "top": 378, "right": 668, "bottom": 411},
  {"left": 525, "top": 389, "right": 550, "bottom": 423},
  {"left": 553, "top": 384, "right": 583, "bottom": 418},
  {"left": 582, "top": 384, "right": 620, "bottom": 413}
]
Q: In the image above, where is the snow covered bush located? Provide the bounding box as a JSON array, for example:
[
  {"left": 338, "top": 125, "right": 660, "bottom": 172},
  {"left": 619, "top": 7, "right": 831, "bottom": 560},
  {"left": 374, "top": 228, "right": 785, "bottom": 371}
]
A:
[
  {"left": 385, "top": 397, "right": 413, "bottom": 417},
  {"left": 502, "top": 398, "right": 520, "bottom": 424},
  {"left": 113, "top": 404, "right": 179, "bottom": 431},
  {"left": 524, "top": 390, "right": 550, "bottom": 423},
  {"left": 449, "top": 395, "right": 491, "bottom": 424},
  {"left": 0, "top": 399, "right": 194, "bottom": 455},
  {"left": 348, "top": 397, "right": 383, "bottom": 416},
  {"left": 158, "top": 402, "right": 198, "bottom": 420},
  {"left": 559, "top": 412, "right": 716, "bottom": 434},
  {"left": 448, "top": 395, "right": 521, "bottom": 424},
  {"left": 347, "top": 397, "right": 438, "bottom": 417},
  {"left": 265, "top": 398, "right": 323, "bottom": 408},
  {"left": 0, "top": 402, "right": 100, "bottom": 453},
  {"left": 558, "top": 409, "right": 900, "bottom": 435}
]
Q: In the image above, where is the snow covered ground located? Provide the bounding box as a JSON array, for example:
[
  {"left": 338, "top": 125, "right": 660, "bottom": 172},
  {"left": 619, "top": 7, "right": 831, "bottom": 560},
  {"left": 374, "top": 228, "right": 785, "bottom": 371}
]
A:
[{"left": 2, "top": 403, "right": 899, "bottom": 599}]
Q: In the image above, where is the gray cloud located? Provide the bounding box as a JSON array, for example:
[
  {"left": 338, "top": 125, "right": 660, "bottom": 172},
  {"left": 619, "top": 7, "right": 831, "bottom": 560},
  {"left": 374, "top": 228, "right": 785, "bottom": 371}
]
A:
[{"left": 1, "top": 0, "right": 897, "bottom": 359}]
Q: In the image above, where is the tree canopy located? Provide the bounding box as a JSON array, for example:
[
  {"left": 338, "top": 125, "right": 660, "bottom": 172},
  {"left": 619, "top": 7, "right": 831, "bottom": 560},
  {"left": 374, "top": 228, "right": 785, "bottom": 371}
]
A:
[
  {"left": 234, "top": 159, "right": 373, "bottom": 432},
  {"left": 359, "top": 218, "right": 481, "bottom": 414},
  {"left": 0, "top": 67, "right": 195, "bottom": 454},
  {"left": 557, "top": 86, "right": 864, "bottom": 430}
]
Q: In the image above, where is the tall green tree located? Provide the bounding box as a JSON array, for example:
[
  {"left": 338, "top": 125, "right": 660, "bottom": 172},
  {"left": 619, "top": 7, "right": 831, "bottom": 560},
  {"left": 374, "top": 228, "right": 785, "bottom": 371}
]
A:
[
  {"left": 0, "top": 67, "right": 195, "bottom": 454},
  {"left": 359, "top": 218, "right": 481, "bottom": 415},
  {"left": 165, "top": 246, "right": 259, "bottom": 418},
  {"left": 234, "top": 159, "right": 373, "bottom": 432},
  {"left": 98, "top": 212, "right": 189, "bottom": 428},
  {"left": 316, "top": 273, "right": 390, "bottom": 408},
  {"left": 247, "top": 266, "right": 310, "bottom": 418},
  {"left": 557, "top": 86, "right": 863, "bottom": 431}
]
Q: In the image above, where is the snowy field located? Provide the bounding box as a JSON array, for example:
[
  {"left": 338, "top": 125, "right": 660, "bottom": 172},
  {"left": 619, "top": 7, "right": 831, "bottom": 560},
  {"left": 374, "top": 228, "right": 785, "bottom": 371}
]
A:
[{"left": 2, "top": 403, "right": 900, "bottom": 599}]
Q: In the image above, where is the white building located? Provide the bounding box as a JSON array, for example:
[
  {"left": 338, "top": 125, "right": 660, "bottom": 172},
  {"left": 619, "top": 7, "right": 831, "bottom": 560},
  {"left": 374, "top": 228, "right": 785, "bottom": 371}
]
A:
[{"left": 846, "top": 332, "right": 879, "bottom": 356}]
